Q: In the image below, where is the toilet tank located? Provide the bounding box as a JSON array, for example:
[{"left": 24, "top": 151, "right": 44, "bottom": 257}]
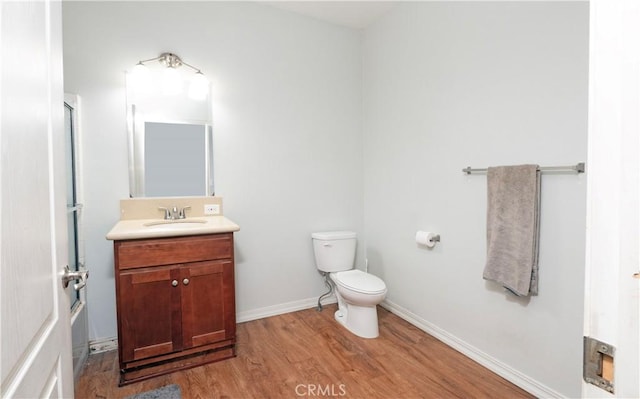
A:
[{"left": 311, "top": 231, "right": 357, "bottom": 272}]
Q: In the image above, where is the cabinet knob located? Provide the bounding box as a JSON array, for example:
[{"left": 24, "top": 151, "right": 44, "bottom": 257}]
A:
[
  {"left": 183, "top": 278, "right": 190, "bottom": 285},
  {"left": 171, "top": 280, "right": 178, "bottom": 287}
]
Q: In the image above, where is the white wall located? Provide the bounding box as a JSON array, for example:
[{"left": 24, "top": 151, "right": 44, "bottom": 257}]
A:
[
  {"left": 362, "top": 3, "right": 588, "bottom": 397},
  {"left": 63, "top": 2, "right": 363, "bottom": 342}
]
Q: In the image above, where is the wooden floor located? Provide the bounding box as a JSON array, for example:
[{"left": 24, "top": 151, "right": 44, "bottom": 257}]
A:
[{"left": 75, "top": 305, "right": 534, "bottom": 398}]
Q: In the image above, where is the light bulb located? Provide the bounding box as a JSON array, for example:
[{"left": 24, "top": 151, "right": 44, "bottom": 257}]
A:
[
  {"left": 162, "top": 67, "right": 182, "bottom": 96},
  {"left": 131, "top": 62, "right": 151, "bottom": 95},
  {"left": 188, "top": 71, "right": 209, "bottom": 101}
]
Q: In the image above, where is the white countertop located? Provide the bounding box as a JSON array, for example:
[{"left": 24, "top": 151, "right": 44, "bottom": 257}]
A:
[{"left": 106, "top": 216, "right": 240, "bottom": 240}]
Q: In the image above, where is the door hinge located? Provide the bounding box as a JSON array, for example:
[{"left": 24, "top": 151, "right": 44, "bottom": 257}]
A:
[{"left": 583, "top": 336, "right": 615, "bottom": 393}]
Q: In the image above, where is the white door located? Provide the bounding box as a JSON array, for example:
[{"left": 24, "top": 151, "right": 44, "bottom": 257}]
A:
[
  {"left": 1, "top": 1, "right": 74, "bottom": 397},
  {"left": 584, "top": 0, "right": 640, "bottom": 397}
]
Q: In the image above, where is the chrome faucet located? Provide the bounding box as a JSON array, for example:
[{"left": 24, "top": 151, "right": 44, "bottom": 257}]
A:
[
  {"left": 158, "top": 205, "right": 190, "bottom": 220},
  {"left": 178, "top": 206, "right": 191, "bottom": 219},
  {"left": 158, "top": 206, "right": 172, "bottom": 220}
]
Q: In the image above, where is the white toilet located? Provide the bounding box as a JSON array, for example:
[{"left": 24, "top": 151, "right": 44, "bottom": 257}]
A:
[{"left": 312, "top": 231, "right": 387, "bottom": 338}]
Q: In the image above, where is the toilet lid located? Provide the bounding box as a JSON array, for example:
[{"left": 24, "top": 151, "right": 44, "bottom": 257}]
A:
[{"left": 335, "top": 270, "right": 386, "bottom": 294}]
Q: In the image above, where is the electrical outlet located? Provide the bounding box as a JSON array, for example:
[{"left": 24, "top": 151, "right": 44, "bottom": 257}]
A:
[{"left": 204, "top": 204, "right": 220, "bottom": 215}]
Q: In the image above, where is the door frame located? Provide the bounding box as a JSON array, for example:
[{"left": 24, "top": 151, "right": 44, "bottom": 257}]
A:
[{"left": 583, "top": 0, "right": 640, "bottom": 397}]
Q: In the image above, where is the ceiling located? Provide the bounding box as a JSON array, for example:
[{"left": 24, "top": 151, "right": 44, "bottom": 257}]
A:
[{"left": 264, "top": 1, "right": 397, "bottom": 29}]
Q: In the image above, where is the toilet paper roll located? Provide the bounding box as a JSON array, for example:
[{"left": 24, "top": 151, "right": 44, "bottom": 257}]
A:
[{"left": 415, "top": 231, "right": 438, "bottom": 248}]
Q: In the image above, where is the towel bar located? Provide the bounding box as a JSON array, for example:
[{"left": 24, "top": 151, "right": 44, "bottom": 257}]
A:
[{"left": 462, "top": 162, "right": 585, "bottom": 175}]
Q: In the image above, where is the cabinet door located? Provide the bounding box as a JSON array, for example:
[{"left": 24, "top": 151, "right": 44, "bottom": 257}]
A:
[
  {"left": 181, "top": 260, "right": 235, "bottom": 348},
  {"left": 119, "top": 266, "right": 182, "bottom": 362}
]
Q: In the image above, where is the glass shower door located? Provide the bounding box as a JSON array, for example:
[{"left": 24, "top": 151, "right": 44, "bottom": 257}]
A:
[{"left": 64, "top": 95, "right": 89, "bottom": 380}]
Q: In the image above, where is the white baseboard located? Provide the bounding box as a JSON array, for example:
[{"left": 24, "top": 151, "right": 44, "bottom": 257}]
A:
[
  {"left": 91, "top": 298, "right": 561, "bottom": 397},
  {"left": 237, "top": 295, "right": 337, "bottom": 323},
  {"left": 89, "top": 337, "right": 118, "bottom": 354},
  {"left": 380, "top": 299, "right": 564, "bottom": 399}
]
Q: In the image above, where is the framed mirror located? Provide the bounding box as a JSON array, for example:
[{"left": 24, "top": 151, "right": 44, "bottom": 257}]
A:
[
  {"left": 129, "top": 115, "right": 213, "bottom": 197},
  {"left": 126, "top": 68, "right": 213, "bottom": 197}
]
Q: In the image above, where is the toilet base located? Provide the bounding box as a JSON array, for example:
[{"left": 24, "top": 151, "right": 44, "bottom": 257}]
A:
[{"left": 334, "top": 304, "right": 380, "bottom": 339}]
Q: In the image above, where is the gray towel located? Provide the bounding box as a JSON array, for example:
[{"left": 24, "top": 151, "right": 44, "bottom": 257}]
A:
[{"left": 483, "top": 164, "right": 541, "bottom": 296}]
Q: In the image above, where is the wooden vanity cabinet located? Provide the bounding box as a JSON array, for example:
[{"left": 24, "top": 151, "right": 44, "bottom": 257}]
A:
[{"left": 113, "top": 233, "right": 236, "bottom": 385}]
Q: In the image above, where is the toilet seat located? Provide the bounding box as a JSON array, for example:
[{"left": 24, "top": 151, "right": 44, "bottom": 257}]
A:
[{"left": 334, "top": 270, "right": 386, "bottom": 295}]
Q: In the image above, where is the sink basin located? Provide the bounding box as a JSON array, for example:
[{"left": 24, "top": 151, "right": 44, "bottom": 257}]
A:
[
  {"left": 106, "top": 216, "right": 240, "bottom": 240},
  {"left": 143, "top": 219, "right": 207, "bottom": 229}
]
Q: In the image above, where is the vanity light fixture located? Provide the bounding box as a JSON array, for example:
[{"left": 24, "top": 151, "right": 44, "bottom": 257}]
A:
[{"left": 131, "top": 52, "right": 209, "bottom": 100}]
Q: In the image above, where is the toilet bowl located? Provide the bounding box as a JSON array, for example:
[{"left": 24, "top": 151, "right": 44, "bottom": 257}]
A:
[
  {"left": 330, "top": 270, "right": 387, "bottom": 338},
  {"left": 311, "top": 231, "right": 387, "bottom": 338}
]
